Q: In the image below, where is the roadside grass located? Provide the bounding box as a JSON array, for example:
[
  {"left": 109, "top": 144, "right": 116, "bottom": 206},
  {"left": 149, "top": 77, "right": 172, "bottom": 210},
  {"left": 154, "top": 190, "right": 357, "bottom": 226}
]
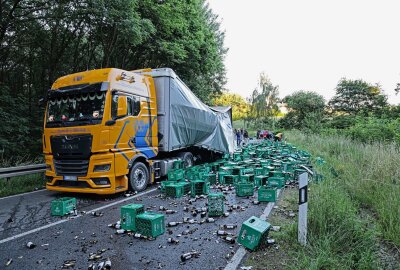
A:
[
  {"left": 0, "top": 173, "right": 45, "bottom": 197},
  {"left": 245, "top": 130, "right": 400, "bottom": 269},
  {"left": 286, "top": 130, "right": 400, "bottom": 246}
]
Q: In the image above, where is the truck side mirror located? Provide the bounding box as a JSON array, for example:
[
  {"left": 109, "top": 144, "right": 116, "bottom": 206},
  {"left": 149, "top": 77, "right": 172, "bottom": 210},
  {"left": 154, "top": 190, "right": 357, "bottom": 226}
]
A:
[{"left": 117, "top": 96, "right": 128, "bottom": 117}]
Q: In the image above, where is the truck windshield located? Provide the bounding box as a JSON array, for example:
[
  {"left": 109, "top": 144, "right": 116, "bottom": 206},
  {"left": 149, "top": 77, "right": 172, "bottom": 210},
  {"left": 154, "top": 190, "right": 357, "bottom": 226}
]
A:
[{"left": 46, "top": 91, "right": 106, "bottom": 127}]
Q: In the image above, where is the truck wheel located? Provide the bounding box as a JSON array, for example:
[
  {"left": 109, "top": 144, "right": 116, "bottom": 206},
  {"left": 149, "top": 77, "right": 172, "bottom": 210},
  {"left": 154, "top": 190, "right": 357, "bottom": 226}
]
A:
[
  {"left": 129, "top": 162, "right": 149, "bottom": 192},
  {"left": 178, "top": 152, "right": 194, "bottom": 168}
]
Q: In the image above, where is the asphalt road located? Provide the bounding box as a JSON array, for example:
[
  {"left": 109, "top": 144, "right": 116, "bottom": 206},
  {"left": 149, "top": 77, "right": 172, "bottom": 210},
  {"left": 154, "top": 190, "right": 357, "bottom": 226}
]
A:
[{"left": 0, "top": 185, "right": 277, "bottom": 270}]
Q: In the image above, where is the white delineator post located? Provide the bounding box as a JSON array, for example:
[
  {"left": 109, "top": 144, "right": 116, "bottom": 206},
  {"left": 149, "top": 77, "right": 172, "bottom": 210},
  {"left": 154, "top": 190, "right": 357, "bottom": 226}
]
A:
[{"left": 298, "top": 172, "right": 308, "bottom": 245}]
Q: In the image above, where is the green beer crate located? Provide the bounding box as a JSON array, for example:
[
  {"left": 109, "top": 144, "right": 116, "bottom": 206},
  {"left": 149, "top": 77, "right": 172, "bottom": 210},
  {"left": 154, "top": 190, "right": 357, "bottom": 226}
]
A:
[
  {"left": 222, "top": 174, "right": 239, "bottom": 185},
  {"left": 51, "top": 197, "right": 77, "bottom": 216},
  {"left": 258, "top": 187, "right": 277, "bottom": 202},
  {"left": 190, "top": 180, "right": 210, "bottom": 197},
  {"left": 204, "top": 173, "right": 217, "bottom": 185},
  {"left": 208, "top": 193, "right": 225, "bottom": 217},
  {"left": 242, "top": 168, "right": 254, "bottom": 175},
  {"left": 269, "top": 170, "right": 284, "bottom": 178},
  {"left": 268, "top": 176, "right": 285, "bottom": 188},
  {"left": 235, "top": 182, "right": 254, "bottom": 197},
  {"left": 238, "top": 216, "right": 271, "bottom": 251},
  {"left": 173, "top": 160, "right": 185, "bottom": 169},
  {"left": 232, "top": 166, "right": 245, "bottom": 176},
  {"left": 255, "top": 167, "right": 264, "bottom": 176},
  {"left": 218, "top": 171, "right": 229, "bottom": 183},
  {"left": 240, "top": 174, "right": 254, "bottom": 183},
  {"left": 136, "top": 212, "right": 165, "bottom": 238},
  {"left": 233, "top": 152, "right": 242, "bottom": 161},
  {"left": 168, "top": 169, "right": 185, "bottom": 181},
  {"left": 121, "top": 204, "right": 144, "bottom": 231},
  {"left": 219, "top": 166, "right": 233, "bottom": 174},
  {"left": 254, "top": 175, "right": 268, "bottom": 187},
  {"left": 165, "top": 183, "right": 185, "bottom": 198},
  {"left": 177, "top": 181, "right": 191, "bottom": 194},
  {"left": 160, "top": 180, "right": 176, "bottom": 192}
]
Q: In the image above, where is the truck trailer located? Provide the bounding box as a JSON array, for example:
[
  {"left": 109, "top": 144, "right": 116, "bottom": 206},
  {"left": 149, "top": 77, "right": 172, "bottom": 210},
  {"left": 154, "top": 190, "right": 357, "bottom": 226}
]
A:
[{"left": 43, "top": 68, "right": 233, "bottom": 194}]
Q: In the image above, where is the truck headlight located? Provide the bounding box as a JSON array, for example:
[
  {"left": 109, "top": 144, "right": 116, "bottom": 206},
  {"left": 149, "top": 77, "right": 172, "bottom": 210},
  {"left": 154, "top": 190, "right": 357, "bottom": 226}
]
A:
[{"left": 93, "top": 164, "right": 111, "bottom": 172}]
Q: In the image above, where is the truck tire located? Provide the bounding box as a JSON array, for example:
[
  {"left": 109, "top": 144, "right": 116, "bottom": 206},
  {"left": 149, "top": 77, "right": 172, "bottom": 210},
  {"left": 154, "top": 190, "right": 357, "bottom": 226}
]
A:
[
  {"left": 129, "top": 162, "right": 149, "bottom": 192},
  {"left": 178, "top": 152, "right": 194, "bottom": 168}
]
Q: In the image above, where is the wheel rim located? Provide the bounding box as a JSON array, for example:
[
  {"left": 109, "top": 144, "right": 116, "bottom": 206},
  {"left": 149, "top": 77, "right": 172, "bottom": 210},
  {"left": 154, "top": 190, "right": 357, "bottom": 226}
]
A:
[
  {"left": 185, "top": 157, "right": 193, "bottom": 167},
  {"left": 133, "top": 168, "right": 146, "bottom": 188}
]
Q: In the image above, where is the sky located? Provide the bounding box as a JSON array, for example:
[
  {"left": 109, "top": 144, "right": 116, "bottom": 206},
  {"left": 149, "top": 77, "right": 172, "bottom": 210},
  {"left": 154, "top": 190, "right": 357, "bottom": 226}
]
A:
[{"left": 207, "top": 0, "right": 400, "bottom": 104}]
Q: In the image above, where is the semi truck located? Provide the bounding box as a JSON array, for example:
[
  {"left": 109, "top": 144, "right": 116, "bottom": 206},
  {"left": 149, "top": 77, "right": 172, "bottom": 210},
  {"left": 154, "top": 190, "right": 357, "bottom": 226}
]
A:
[{"left": 43, "top": 68, "right": 233, "bottom": 194}]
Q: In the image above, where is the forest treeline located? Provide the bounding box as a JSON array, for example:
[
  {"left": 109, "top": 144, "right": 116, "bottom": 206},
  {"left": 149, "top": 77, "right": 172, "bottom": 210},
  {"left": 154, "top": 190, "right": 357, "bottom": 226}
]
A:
[
  {"left": 0, "top": 0, "right": 227, "bottom": 161},
  {"left": 216, "top": 73, "right": 400, "bottom": 144}
]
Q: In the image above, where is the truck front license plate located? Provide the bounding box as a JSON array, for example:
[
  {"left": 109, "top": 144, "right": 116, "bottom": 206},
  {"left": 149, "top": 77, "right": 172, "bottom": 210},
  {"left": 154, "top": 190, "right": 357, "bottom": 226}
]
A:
[{"left": 64, "top": 176, "right": 77, "bottom": 181}]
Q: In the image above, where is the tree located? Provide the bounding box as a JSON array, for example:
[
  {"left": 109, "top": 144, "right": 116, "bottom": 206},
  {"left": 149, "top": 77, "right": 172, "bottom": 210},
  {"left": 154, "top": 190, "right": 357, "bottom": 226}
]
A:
[
  {"left": 212, "top": 92, "right": 250, "bottom": 121},
  {"left": 328, "top": 78, "right": 388, "bottom": 116},
  {"left": 0, "top": 0, "right": 227, "bottom": 161},
  {"left": 280, "top": 91, "right": 325, "bottom": 129},
  {"left": 249, "top": 73, "right": 279, "bottom": 128}
]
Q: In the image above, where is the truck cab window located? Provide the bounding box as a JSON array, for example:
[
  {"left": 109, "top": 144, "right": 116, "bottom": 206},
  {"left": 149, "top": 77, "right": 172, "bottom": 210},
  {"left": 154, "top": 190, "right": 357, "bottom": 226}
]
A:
[
  {"left": 132, "top": 96, "right": 141, "bottom": 116},
  {"left": 111, "top": 95, "right": 118, "bottom": 118}
]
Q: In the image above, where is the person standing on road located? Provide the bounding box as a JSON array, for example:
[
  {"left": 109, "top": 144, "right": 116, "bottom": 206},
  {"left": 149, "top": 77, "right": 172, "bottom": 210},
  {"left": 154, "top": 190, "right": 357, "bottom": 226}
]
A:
[
  {"left": 244, "top": 129, "right": 249, "bottom": 144},
  {"left": 236, "top": 129, "right": 241, "bottom": 147}
]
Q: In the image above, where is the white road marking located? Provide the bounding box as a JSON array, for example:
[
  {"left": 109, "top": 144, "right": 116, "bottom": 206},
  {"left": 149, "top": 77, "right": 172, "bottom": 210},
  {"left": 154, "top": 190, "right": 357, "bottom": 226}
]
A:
[
  {"left": 0, "top": 187, "right": 157, "bottom": 244},
  {"left": 0, "top": 189, "right": 48, "bottom": 201},
  {"left": 224, "top": 189, "right": 283, "bottom": 270}
]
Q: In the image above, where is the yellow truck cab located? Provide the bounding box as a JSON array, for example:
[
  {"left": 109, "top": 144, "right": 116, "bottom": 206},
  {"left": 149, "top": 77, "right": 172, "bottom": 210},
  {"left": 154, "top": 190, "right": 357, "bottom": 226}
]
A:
[{"left": 44, "top": 68, "right": 233, "bottom": 194}]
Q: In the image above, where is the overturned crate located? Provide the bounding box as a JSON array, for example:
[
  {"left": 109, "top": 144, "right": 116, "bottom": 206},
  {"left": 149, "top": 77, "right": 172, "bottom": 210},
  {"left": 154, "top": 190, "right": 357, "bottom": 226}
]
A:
[
  {"left": 51, "top": 197, "right": 77, "bottom": 216},
  {"left": 235, "top": 182, "right": 254, "bottom": 197},
  {"left": 238, "top": 216, "right": 271, "bottom": 251},
  {"left": 121, "top": 204, "right": 144, "bottom": 231},
  {"left": 136, "top": 212, "right": 165, "bottom": 238},
  {"left": 208, "top": 193, "right": 225, "bottom": 217}
]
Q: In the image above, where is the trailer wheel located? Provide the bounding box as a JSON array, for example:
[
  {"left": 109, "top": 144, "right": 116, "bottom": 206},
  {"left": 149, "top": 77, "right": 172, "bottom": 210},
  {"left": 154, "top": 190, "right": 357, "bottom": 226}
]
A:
[
  {"left": 178, "top": 152, "right": 194, "bottom": 168},
  {"left": 129, "top": 162, "right": 149, "bottom": 192}
]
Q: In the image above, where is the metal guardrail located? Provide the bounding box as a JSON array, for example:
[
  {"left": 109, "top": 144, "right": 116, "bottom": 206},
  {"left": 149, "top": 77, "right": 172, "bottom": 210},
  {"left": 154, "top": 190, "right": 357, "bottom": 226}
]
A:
[{"left": 0, "top": 164, "right": 46, "bottom": 180}]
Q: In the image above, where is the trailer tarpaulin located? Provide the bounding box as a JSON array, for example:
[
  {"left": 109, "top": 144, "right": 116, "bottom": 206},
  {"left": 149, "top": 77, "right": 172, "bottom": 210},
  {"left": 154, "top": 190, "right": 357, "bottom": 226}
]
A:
[{"left": 136, "top": 68, "right": 234, "bottom": 154}]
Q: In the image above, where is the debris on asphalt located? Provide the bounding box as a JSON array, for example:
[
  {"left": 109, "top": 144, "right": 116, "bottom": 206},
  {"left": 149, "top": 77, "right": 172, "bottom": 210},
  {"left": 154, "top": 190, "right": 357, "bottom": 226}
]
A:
[
  {"left": 26, "top": 241, "right": 36, "bottom": 249},
  {"left": 91, "top": 211, "right": 104, "bottom": 217},
  {"left": 167, "top": 237, "right": 180, "bottom": 244},
  {"left": 62, "top": 259, "right": 76, "bottom": 268},
  {"left": 5, "top": 258, "right": 12, "bottom": 267},
  {"left": 180, "top": 250, "right": 201, "bottom": 262}
]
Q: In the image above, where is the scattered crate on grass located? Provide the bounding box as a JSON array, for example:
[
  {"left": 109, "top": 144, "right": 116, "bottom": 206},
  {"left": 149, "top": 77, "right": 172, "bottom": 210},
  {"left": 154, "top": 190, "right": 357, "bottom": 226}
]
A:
[{"left": 238, "top": 216, "right": 271, "bottom": 251}]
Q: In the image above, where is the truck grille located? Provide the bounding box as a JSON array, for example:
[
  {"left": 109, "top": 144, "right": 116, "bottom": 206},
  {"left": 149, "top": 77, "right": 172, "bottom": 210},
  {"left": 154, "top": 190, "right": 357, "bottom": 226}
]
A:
[{"left": 54, "top": 159, "right": 89, "bottom": 176}]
